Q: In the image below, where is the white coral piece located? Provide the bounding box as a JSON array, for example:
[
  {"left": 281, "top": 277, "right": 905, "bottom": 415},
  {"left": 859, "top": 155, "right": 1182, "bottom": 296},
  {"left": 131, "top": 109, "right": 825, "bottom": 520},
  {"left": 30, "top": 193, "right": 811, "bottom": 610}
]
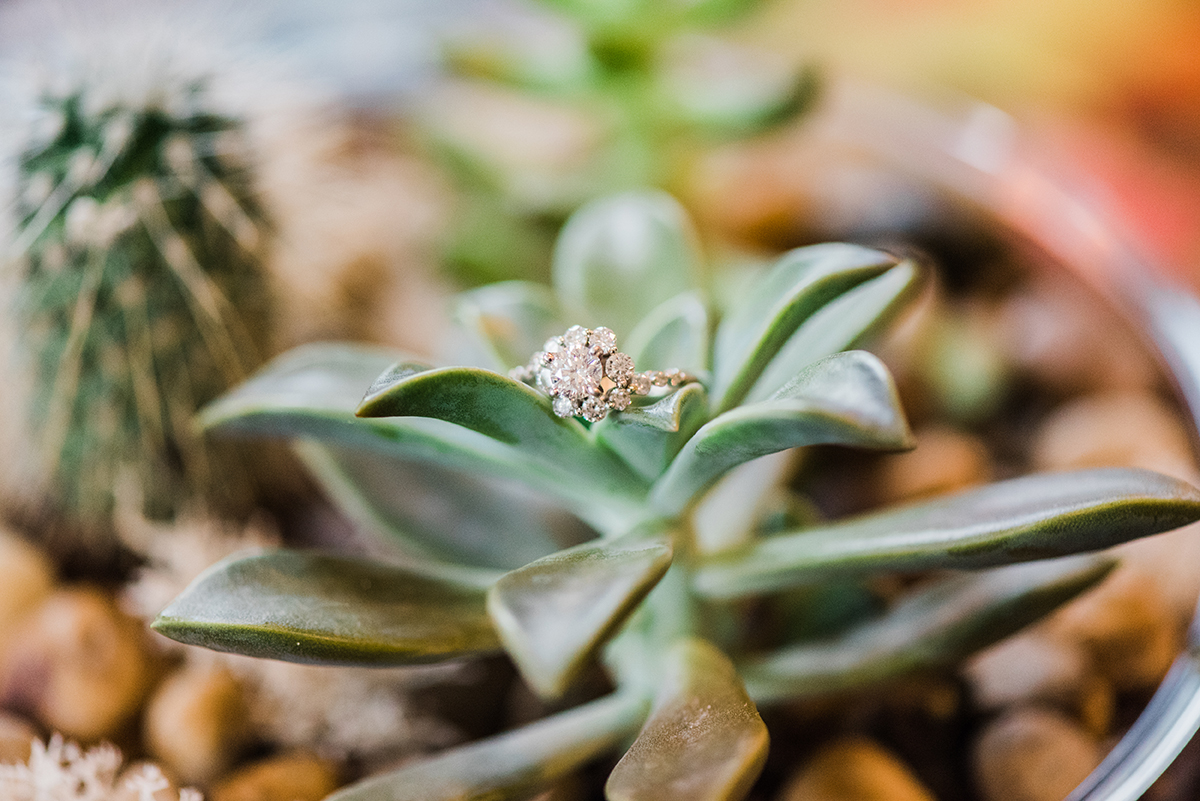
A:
[{"left": 0, "top": 735, "right": 200, "bottom": 801}]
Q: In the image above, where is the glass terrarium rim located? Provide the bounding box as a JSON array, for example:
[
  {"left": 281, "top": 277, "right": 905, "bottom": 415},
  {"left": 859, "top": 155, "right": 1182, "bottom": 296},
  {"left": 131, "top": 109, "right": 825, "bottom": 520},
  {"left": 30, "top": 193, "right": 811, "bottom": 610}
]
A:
[{"left": 809, "top": 80, "right": 1200, "bottom": 801}]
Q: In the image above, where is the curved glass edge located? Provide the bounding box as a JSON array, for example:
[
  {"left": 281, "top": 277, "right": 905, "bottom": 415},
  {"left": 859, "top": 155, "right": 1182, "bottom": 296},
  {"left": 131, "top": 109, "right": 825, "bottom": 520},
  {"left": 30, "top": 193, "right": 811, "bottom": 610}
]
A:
[{"left": 814, "top": 81, "right": 1200, "bottom": 801}]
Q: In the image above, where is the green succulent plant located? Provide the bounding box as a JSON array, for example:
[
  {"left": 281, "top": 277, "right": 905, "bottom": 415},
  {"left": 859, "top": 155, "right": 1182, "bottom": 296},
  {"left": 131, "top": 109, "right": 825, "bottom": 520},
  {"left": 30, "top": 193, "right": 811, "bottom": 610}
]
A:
[
  {"left": 155, "top": 192, "right": 1200, "bottom": 801},
  {"left": 9, "top": 77, "right": 271, "bottom": 526},
  {"left": 432, "top": 0, "right": 816, "bottom": 284}
]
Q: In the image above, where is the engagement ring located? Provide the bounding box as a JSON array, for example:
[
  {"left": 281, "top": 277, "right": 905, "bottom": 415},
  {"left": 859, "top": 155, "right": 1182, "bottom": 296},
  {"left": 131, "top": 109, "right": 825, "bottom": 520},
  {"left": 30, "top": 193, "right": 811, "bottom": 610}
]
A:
[{"left": 510, "top": 326, "right": 698, "bottom": 423}]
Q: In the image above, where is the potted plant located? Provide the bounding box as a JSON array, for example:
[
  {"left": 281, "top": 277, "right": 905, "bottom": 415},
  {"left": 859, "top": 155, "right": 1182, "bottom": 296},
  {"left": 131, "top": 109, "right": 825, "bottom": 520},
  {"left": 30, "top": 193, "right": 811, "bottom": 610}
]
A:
[{"left": 151, "top": 177, "right": 1200, "bottom": 799}]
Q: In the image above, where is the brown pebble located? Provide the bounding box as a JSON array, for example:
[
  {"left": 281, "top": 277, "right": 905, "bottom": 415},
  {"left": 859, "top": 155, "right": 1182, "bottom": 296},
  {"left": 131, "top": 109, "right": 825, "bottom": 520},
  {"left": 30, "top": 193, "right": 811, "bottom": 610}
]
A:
[
  {"left": 965, "top": 632, "right": 1116, "bottom": 736},
  {"left": 0, "top": 529, "right": 55, "bottom": 656},
  {"left": 0, "top": 587, "right": 152, "bottom": 740},
  {"left": 211, "top": 752, "right": 339, "bottom": 801},
  {"left": 965, "top": 632, "right": 1088, "bottom": 712},
  {"left": 996, "top": 274, "right": 1158, "bottom": 397},
  {"left": 972, "top": 707, "right": 1102, "bottom": 801},
  {"left": 1032, "top": 391, "right": 1198, "bottom": 482},
  {"left": 145, "top": 664, "right": 249, "bottom": 785},
  {"left": 1047, "top": 565, "right": 1184, "bottom": 691},
  {"left": 778, "top": 736, "right": 936, "bottom": 801},
  {"left": 876, "top": 425, "right": 992, "bottom": 504},
  {"left": 1076, "top": 672, "right": 1116, "bottom": 738},
  {"left": 0, "top": 711, "right": 38, "bottom": 764}
]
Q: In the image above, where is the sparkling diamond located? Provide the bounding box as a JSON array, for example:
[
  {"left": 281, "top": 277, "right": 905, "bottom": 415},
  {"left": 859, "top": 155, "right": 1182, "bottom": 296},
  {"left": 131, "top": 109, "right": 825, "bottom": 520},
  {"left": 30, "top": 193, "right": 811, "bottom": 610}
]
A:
[
  {"left": 581, "top": 397, "right": 608, "bottom": 422},
  {"left": 652, "top": 371, "right": 669, "bottom": 387},
  {"left": 536, "top": 350, "right": 553, "bottom": 367},
  {"left": 550, "top": 344, "right": 603, "bottom": 399},
  {"left": 631, "top": 373, "right": 651, "bottom": 395},
  {"left": 543, "top": 336, "right": 564, "bottom": 355},
  {"left": 590, "top": 327, "right": 617, "bottom": 355},
  {"left": 552, "top": 395, "right": 579, "bottom": 418},
  {"left": 606, "top": 352, "right": 634, "bottom": 385},
  {"left": 563, "top": 325, "right": 589, "bottom": 347},
  {"left": 607, "top": 387, "right": 631, "bottom": 411}
]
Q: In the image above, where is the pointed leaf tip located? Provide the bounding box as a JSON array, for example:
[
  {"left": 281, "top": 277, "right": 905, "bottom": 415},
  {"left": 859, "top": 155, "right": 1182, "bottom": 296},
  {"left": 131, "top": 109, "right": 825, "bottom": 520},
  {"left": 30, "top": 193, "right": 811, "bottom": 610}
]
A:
[
  {"left": 488, "top": 534, "right": 673, "bottom": 699},
  {"left": 153, "top": 550, "right": 500, "bottom": 665},
  {"left": 553, "top": 191, "right": 700, "bottom": 336},
  {"left": 653, "top": 351, "right": 910, "bottom": 515},
  {"left": 712, "top": 243, "right": 903, "bottom": 412},
  {"left": 607, "top": 639, "right": 768, "bottom": 801},
  {"left": 326, "top": 692, "right": 647, "bottom": 801},
  {"left": 740, "top": 556, "right": 1115, "bottom": 703},
  {"left": 697, "top": 467, "right": 1200, "bottom": 598}
]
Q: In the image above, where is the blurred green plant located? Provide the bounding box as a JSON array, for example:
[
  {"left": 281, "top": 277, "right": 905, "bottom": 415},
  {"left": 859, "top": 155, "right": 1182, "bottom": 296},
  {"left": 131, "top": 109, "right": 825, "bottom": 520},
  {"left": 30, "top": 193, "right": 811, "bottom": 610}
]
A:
[
  {"left": 428, "top": 0, "right": 816, "bottom": 284},
  {"left": 156, "top": 193, "right": 1200, "bottom": 801},
  {"left": 10, "top": 78, "right": 271, "bottom": 529}
]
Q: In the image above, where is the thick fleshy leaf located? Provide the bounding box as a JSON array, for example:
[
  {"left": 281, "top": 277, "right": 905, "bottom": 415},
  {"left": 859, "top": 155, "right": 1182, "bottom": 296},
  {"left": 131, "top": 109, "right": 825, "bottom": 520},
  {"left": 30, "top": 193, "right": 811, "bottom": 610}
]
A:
[
  {"left": 748, "top": 261, "right": 922, "bottom": 402},
  {"left": 607, "top": 638, "right": 768, "bottom": 801},
  {"left": 488, "top": 533, "right": 673, "bottom": 699},
  {"left": 202, "top": 346, "right": 646, "bottom": 531},
  {"left": 692, "top": 451, "right": 799, "bottom": 555},
  {"left": 200, "top": 342, "right": 413, "bottom": 419},
  {"left": 357, "top": 365, "right": 647, "bottom": 496},
  {"left": 152, "top": 550, "right": 500, "bottom": 665},
  {"left": 653, "top": 351, "right": 912, "bottom": 515},
  {"left": 454, "top": 280, "right": 564, "bottom": 371},
  {"left": 327, "top": 692, "right": 649, "bottom": 801},
  {"left": 670, "top": 62, "right": 819, "bottom": 139},
  {"left": 552, "top": 191, "right": 700, "bottom": 337},
  {"left": 625, "top": 291, "right": 711, "bottom": 375},
  {"left": 593, "top": 383, "right": 708, "bottom": 482},
  {"left": 696, "top": 467, "right": 1200, "bottom": 598},
  {"left": 740, "top": 556, "right": 1115, "bottom": 703},
  {"left": 294, "top": 441, "right": 565, "bottom": 571},
  {"left": 711, "top": 244, "right": 904, "bottom": 412}
]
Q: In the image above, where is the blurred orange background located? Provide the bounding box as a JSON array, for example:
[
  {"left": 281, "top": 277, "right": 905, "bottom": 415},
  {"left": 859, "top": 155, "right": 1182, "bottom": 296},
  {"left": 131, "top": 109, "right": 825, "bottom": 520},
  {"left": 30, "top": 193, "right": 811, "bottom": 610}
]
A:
[{"left": 749, "top": 0, "right": 1200, "bottom": 287}]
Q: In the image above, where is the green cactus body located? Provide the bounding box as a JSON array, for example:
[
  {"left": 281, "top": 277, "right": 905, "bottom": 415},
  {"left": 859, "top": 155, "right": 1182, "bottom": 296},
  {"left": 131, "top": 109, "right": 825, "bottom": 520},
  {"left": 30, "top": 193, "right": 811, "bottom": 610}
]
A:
[
  {"left": 12, "top": 82, "right": 270, "bottom": 525},
  {"left": 156, "top": 193, "right": 1200, "bottom": 801}
]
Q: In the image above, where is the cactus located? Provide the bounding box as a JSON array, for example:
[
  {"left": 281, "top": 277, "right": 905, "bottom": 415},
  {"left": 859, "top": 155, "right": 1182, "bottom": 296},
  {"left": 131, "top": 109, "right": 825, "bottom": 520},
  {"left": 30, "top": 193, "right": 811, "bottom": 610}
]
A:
[
  {"left": 9, "top": 77, "right": 271, "bottom": 526},
  {"left": 155, "top": 193, "right": 1200, "bottom": 801}
]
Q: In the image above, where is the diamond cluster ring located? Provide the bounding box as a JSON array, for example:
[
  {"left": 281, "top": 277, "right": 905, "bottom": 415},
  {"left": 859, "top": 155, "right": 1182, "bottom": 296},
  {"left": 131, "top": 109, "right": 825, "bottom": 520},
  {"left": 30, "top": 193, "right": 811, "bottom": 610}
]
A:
[{"left": 509, "top": 325, "right": 698, "bottom": 422}]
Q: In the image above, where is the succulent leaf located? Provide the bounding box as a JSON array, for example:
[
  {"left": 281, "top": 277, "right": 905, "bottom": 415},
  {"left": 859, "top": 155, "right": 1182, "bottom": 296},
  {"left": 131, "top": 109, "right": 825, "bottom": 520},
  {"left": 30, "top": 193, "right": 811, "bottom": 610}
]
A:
[
  {"left": 454, "top": 280, "right": 564, "bottom": 370},
  {"left": 552, "top": 191, "right": 701, "bottom": 336},
  {"left": 200, "top": 342, "right": 413, "bottom": 424},
  {"left": 357, "top": 364, "right": 649, "bottom": 498},
  {"left": 696, "top": 467, "right": 1200, "bottom": 597},
  {"left": 653, "top": 351, "right": 912, "bottom": 515},
  {"left": 294, "top": 441, "right": 563, "bottom": 571},
  {"left": 691, "top": 451, "right": 798, "bottom": 555},
  {"left": 488, "top": 533, "right": 674, "bottom": 699},
  {"left": 711, "top": 244, "right": 904, "bottom": 412},
  {"left": 326, "top": 692, "right": 649, "bottom": 801},
  {"left": 152, "top": 550, "right": 501, "bottom": 665},
  {"left": 624, "top": 291, "right": 711, "bottom": 376},
  {"left": 201, "top": 346, "right": 646, "bottom": 530},
  {"left": 670, "top": 63, "right": 819, "bottom": 139},
  {"left": 740, "top": 556, "right": 1116, "bottom": 703},
  {"left": 606, "top": 638, "right": 768, "bottom": 801},
  {"left": 749, "top": 260, "right": 923, "bottom": 402},
  {"left": 594, "top": 383, "right": 709, "bottom": 482}
]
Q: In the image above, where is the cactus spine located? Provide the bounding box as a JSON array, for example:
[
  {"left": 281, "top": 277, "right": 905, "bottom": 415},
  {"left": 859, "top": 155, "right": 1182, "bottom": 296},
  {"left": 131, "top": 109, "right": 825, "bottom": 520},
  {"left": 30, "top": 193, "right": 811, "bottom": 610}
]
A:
[{"left": 11, "top": 78, "right": 271, "bottom": 526}]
